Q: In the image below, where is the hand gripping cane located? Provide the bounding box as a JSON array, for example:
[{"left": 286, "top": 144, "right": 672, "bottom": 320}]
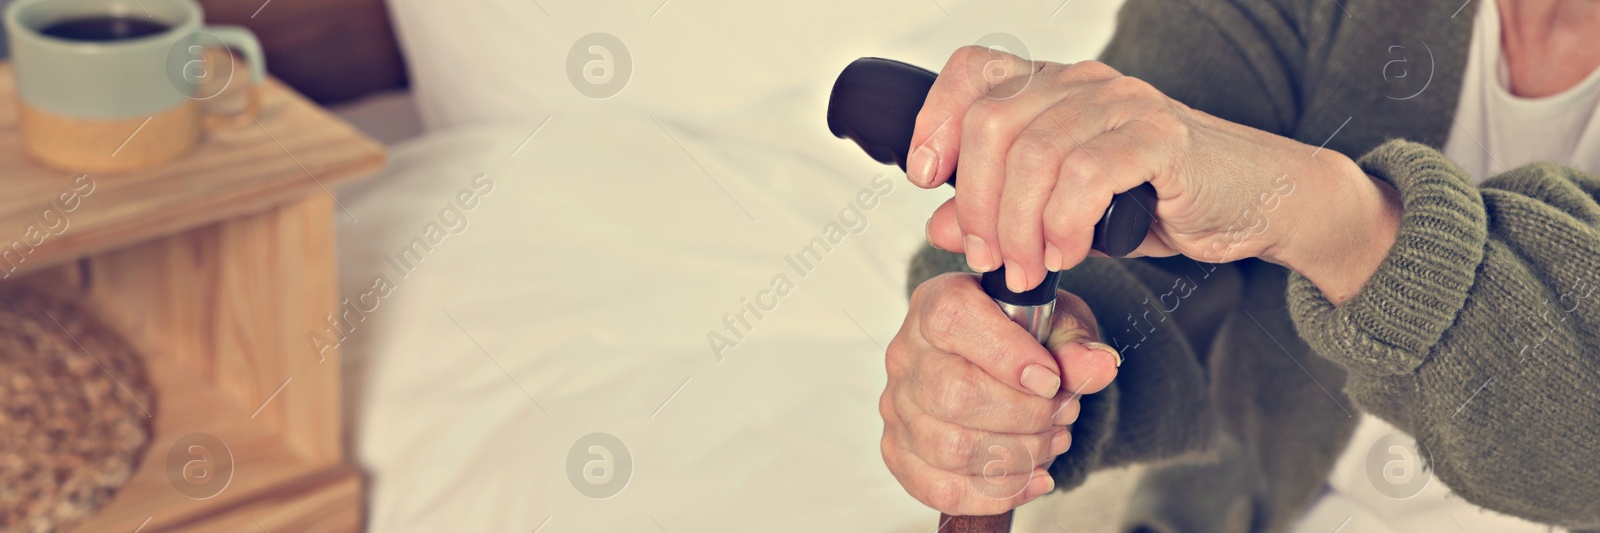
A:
[{"left": 826, "top": 58, "right": 1156, "bottom": 533}]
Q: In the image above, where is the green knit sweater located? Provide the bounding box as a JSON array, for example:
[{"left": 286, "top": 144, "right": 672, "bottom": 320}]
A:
[{"left": 906, "top": 1, "right": 1600, "bottom": 531}]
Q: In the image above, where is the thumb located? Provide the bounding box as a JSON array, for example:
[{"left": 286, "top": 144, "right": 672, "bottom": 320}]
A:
[{"left": 1043, "top": 291, "right": 1121, "bottom": 397}]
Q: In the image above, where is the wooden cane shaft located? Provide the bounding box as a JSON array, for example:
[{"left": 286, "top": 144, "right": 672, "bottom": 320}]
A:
[{"left": 940, "top": 512, "right": 1013, "bottom": 533}]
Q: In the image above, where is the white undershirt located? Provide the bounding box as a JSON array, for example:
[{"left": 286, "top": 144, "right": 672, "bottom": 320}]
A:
[
  {"left": 1294, "top": 0, "right": 1600, "bottom": 531},
  {"left": 1443, "top": 0, "right": 1600, "bottom": 182}
]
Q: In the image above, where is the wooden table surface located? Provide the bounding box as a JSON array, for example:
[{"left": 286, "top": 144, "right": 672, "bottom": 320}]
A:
[{"left": 0, "top": 62, "right": 386, "bottom": 279}]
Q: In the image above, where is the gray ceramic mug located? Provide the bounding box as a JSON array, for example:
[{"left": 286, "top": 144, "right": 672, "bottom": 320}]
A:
[{"left": 5, "top": 0, "right": 264, "bottom": 172}]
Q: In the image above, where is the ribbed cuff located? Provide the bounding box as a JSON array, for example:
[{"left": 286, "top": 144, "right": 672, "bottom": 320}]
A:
[{"left": 1287, "top": 139, "right": 1488, "bottom": 376}]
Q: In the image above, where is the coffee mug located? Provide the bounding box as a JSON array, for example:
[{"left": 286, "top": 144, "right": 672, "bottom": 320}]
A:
[{"left": 5, "top": 0, "right": 264, "bottom": 173}]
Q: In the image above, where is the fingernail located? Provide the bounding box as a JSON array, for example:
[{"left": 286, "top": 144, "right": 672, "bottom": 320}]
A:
[
  {"left": 1050, "top": 428, "right": 1071, "bottom": 455},
  {"left": 925, "top": 218, "right": 939, "bottom": 249},
  {"left": 1025, "top": 469, "right": 1056, "bottom": 498},
  {"left": 964, "top": 235, "right": 996, "bottom": 272},
  {"left": 1004, "top": 260, "right": 1028, "bottom": 292},
  {"left": 908, "top": 145, "right": 938, "bottom": 186},
  {"left": 1020, "top": 364, "right": 1061, "bottom": 398},
  {"left": 1053, "top": 398, "right": 1079, "bottom": 425},
  {"left": 1044, "top": 243, "right": 1063, "bottom": 272},
  {"left": 1083, "top": 341, "right": 1122, "bottom": 367}
]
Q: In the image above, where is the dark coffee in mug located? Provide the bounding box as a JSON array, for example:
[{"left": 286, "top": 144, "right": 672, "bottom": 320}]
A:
[
  {"left": 5, "top": 0, "right": 266, "bottom": 172},
  {"left": 39, "top": 16, "right": 171, "bottom": 42}
]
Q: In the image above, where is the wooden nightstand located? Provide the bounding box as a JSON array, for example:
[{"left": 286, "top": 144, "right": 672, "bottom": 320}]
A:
[{"left": 0, "top": 63, "right": 384, "bottom": 532}]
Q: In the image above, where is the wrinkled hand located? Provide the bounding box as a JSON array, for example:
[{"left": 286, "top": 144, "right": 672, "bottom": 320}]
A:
[
  {"left": 908, "top": 47, "right": 1393, "bottom": 299},
  {"left": 881, "top": 273, "right": 1120, "bottom": 515}
]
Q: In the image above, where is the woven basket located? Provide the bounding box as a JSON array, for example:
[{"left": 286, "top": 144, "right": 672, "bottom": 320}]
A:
[{"left": 0, "top": 289, "right": 155, "bottom": 532}]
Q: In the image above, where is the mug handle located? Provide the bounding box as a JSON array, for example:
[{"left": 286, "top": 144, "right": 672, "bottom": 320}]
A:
[{"left": 196, "top": 25, "right": 265, "bottom": 128}]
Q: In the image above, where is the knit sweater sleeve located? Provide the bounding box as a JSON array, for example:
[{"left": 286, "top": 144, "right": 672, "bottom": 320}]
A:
[{"left": 1287, "top": 140, "right": 1600, "bottom": 529}]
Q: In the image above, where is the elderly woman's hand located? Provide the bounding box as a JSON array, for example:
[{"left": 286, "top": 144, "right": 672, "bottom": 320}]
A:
[
  {"left": 909, "top": 47, "right": 1400, "bottom": 303},
  {"left": 881, "top": 273, "right": 1119, "bottom": 515}
]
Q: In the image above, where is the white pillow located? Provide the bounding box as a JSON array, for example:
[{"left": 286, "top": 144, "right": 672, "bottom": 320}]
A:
[{"left": 384, "top": 0, "right": 1124, "bottom": 130}]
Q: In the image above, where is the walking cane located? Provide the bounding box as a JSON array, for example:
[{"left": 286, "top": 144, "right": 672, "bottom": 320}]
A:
[{"left": 827, "top": 58, "right": 1156, "bottom": 533}]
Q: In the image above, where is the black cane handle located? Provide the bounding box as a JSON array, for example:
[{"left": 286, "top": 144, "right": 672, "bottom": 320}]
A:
[{"left": 825, "top": 57, "right": 1157, "bottom": 263}]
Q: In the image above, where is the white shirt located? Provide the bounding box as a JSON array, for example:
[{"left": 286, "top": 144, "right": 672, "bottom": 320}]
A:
[
  {"left": 1295, "top": 0, "right": 1600, "bottom": 530},
  {"left": 1443, "top": 0, "right": 1600, "bottom": 182}
]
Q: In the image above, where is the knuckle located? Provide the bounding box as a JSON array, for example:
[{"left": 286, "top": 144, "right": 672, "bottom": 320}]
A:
[
  {"left": 963, "top": 99, "right": 1010, "bottom": 140},
  {"left": 881, "top": 431, "right": 900, "bottom": 470},
  {"left": 889, "top": 332, "right": 915, "bottom": 364},
  {"left": 996, "top": 218, "right": 1036, "bottom": 252},
  {"left": 996, "top": 212, "right": 1045, "bottom": 258},
  {"left": 938, "top": 426, "right": 978, "bottom": 468},
  {"left": 885, "top": 336, "right": 909, "bottom": 372},
  {"left": 959, "top": 205, "right": 1000, "bottom": 230},
  {"left": 927, "top": 476, "right": 969, "bottom": 514},
  {"left": 879, "top": 389, "right": 896, "bottom": 422},
  {"left": 1058, "top": 151, "right": 1098, "bottom": 189},
  {"left": 1017, "top": 404, "right": 1055, "bottom": 434},
  {"left": 952, "top": 45, "right": 988, "bottom": 65},
  {"left": 939, "top": 369, "right": 983, "bottom": 418},
  {"left": 1040, "top": 198, "right": 1071, "bottom": 237},
  {"left": 1007, "top": 132, "right": 1064, "bottom": 180},
  {"left": 986, "top": 75, "right": 1031, "bottom": 99},
  {"left": 923, "top": 291, "right": 974, "bottom": 344},
  {"left": 1042, "top": 195, "right": 1094, "bottom": 254},
  {"left": 1105, "top": 75, "right": 1155, "bottom": 100},
  {"left": 1068, "top": 59, "right": 1119, "bottom": 80},
  {"left": 1145, "top": 106, "right": 1190, "bottom": 145}
]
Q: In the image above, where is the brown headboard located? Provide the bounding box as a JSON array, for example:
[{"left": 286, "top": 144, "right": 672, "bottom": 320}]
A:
[{"left": 199, "top": 0, "right": 407, "bottom": 105}]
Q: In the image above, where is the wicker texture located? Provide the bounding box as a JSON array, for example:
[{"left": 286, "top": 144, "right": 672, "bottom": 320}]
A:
[{"left": 0, "top": 290, "right": 154, "bottom": 532}]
